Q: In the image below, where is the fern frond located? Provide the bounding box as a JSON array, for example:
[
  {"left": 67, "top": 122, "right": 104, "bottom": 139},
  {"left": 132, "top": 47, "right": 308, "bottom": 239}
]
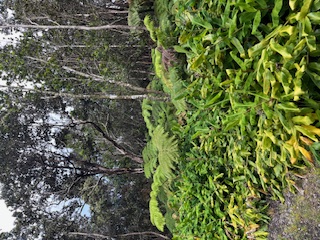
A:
[
  {"left": 153, "top": 48, "right": 163, "bottom": 79},
  {"left": 128, "top": 9, "right": 141, "bottom": 27},
  {"left": 149, "top": 196, "right": 165, "bottom": 231},
  {"left": 143, "top": 141, "right": 158, "bottom": 178},
  {"left": 152, "top": 126, "right": 178, "bottom": 178},
  {"left": 149, "top": 168, "right": 166, "bottom": 231},
  {"left": 142, "top": 99, "right": 155, "bottom": 136},
  {"left": 144, "top": 15, "right": 157, "bottom": 42}
]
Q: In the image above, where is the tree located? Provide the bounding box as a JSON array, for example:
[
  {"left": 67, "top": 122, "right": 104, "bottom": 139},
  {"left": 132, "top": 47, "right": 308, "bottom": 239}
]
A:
[{"left": 0, "top": 0, "right": 169, "bottom": 239}]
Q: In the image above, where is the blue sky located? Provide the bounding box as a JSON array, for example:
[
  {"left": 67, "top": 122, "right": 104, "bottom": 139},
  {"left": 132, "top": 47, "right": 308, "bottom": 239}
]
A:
[{"left": 0, "top": 198, "right": 91, "bottom": 233}]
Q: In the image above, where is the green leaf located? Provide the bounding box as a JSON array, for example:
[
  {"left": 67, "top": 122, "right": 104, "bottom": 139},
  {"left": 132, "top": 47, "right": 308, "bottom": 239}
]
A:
[
  {"left": 274, "top": 164, "right": 283, "bottom": 177},
  {"left": 231, "top": 37, "right": 246, "bottom": 58},
  {"left": 292, "top": 115, "right": 315, "bottom": 125},
  {"left": 262, "top": 102, "right": 274, "bottom": 119},
  {"left": 224, "top": 114, "right": 241, "bottom": 131},
  {"left": 306, "top": 69, "right": 320, "bottom": 90},
  {"left": 306, "top": 35, "right": 316, "bottom": 52},
  {"left": 187, "top": 12, "right": 213, "bottom": 30},
  {"left": 271, "top": 0, "right": 283, "bottom": 27},
  {"left": 144, "top": 15, "right": 157, "bottom": 42},
  {"left": 269, "top": 39, "right": 292, "bottom": 60},
  {"left": 228, "top": 10, "right": 238, "bottom": 38},
  {"left": 190, "top": 53, "right": 205, "bottom": 71},
  {"left": 295, "top": 125, "right": 318, "bottom": 141},
  {"left": 203, "top": 90, "right": 223, "bottom": 108},
  {"left": 252, "top": 10, "right": 261, "bottom": 34},
  {"left": 248, "top": 40, "right": 268, "bottom": 58},
  {"left": 143, "top": 141, "right": 158, "bottom": 178},
  {"left": 275, "top": 68, "right": 293, "bottom": 94},
  {"left": 276, "top": 102, "right": 300, "bottom": 112},
  {"left": 235, "top": 3, "right": 257, "bottom": 12},
  {"left": 173, "top": 45, "right": 191, "bottom": 54},
  {"left": 277, "top": 110, "right": 293, "bottom": 134},
  {"left": 300, "top": 0, "right": 313, "bottom": 19},
  {"left": 150, "top": 196, "right": 165, "bottom": 231},
  {"left": 262, "top": 69, "right": 273, "bottom": 95},
  {"left": 289, "top": 0, "right": 298, "bottom": 10},
  {"left": 308, "top": 12, "right": 320, "bottom": 24},
  {"left": 230, "top": 51, "right": 246, "bottom": 70}
]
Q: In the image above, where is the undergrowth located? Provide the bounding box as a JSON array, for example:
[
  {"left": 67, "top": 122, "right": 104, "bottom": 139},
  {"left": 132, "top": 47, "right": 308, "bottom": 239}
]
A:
[{"left": 141, "top": 0, "right": 320, "bottom": 239}]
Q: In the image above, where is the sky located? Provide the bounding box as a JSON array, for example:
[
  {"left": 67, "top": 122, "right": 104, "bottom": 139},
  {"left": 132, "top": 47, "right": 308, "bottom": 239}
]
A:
[
  {"left": 0, "top": 200, "right": 15, "bottom": 233},
  {"left": 0, "top": 8, "right": 18, "bottom": 235},
  {"left": 0, "top": 8, "right": 20, "bottom": 234}
]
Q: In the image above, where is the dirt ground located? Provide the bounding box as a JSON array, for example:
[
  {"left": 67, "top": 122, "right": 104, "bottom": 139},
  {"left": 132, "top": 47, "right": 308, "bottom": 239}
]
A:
[{"left": 267, "top": 167, "right": 320, "bottom": 240}]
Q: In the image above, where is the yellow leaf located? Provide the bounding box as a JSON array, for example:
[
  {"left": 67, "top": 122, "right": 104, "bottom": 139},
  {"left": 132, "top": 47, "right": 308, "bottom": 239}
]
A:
[
  {"left": 302, "top": 125, "right": 320, "bottom": 135},
  {"left": 298, "top": 146, "right": 314, "bottom": 163},
  {"left": 286, "top": 136, "right": 299, "bottom": 150},
  {"left": 299, "top": 136, "right": 314, "bottom": 145},
  {"left": 290, "top": 157, "right": 297, "bottom": 164}
]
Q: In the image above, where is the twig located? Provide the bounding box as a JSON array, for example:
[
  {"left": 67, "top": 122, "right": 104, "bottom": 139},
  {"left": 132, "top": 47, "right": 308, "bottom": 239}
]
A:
[{"left": 68, "top": 231, "right": 170, "bottom": 239}]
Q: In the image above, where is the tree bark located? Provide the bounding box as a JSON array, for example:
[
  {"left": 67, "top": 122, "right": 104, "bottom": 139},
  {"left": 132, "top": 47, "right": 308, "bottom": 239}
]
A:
[
  {"left": 0, "top": 24, "right": 146, "bottom": 31},
  {"left": 25, "top": 56, "right": 165, "bottom": 95},
  {"left": 68, "top": 231, "right": 170, "bottom": 239},
  {"left": 82, "top": 120, "right": 144, "bottom": 164},
  {"left": 0, "top": 84, "right": 169, "bottom": 101},
  {"left": 76, "top": 161, "right": 144, "bottom": 175}
]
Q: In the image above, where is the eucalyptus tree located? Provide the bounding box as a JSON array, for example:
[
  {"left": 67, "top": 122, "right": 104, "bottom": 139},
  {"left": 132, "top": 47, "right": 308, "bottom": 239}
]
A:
[
  {"left": 0, "top": 86, "right": 155, "bottom": 239},
  {"left": 0, "top": 0, "right": 165, "bottom": 238}
]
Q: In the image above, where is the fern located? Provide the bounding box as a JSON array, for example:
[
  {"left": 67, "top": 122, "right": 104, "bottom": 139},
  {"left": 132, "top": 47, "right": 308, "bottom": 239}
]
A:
[
  {"left": 147, "top": 126, "right": 178, "bottom": 231},
  {"left": 143, "top": 125, "right": 179, "bottom": 179},
  {"left": 144, "top": 15, "right": 157, "bottom": 42},
  {"left": 142, "top": 99, "right": 154, "bottom": 136},
  {"left": 128, "top": 9, "right": 141, "bottom": 28},
  {"left": 143, "top": 141, "right": 158, "bottom": 178},
  {"left": 152, "top": 125, "right": 178, "bottom": 178},
  {"left": 142, "top": 121, "right": 179, "bottom": 231},
  {"left": 153, "top": 48, "right": 163, "bottom": 79},
  {"left": 149, "top": 168, "right": 166, "bottom": 231}
]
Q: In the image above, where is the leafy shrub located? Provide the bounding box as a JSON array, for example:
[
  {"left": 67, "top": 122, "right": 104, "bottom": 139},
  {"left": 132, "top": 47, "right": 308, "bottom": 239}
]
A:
[{"left": 144, "top": 0, "right": 320, "bottom": 239}]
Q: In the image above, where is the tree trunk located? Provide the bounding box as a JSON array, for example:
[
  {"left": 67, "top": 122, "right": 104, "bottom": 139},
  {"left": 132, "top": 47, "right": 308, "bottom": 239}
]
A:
[
  {"left": 0, "top": 84, "right": 169, "bottom": 101},
  {"left": 81, "top": 120, "right": 144, "bottom": 164},
  {"left": 68, "top": 231, "right": 170, "bottom": 239},
  {"left": 0, "top": 24, "right": 146, "bottom": 31},
  {"left": 25, "top": 56, "right": 165, "bottom": 95}
]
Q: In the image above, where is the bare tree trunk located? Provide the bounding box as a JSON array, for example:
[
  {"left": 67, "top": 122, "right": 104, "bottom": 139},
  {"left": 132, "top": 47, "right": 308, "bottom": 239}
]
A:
[
  {"left": 0, "top": 84, "right": 169, "bottom": 101},
  {"left": 25, "top": 56, "right": 165, "bottom": 95},
  {"left": 68, "top": 231, "right": 170, "bottom": 239},
  {"left": 81, "top": 120, "right": 144, "bottom": 164},
  {"left": 0, "top": 24, "right": 146, "bottom": 31},
  {"left": 77, "top": 161, "right": 144, "bottom": 175}
]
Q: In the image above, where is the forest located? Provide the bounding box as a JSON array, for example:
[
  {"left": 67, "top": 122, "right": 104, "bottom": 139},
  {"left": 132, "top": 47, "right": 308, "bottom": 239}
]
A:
[
  {"left": 0, "top": 0, "right": 320, "bottom": 239},
  {"left": 0, "top": 0, "right": 167, "bottom": 239}
]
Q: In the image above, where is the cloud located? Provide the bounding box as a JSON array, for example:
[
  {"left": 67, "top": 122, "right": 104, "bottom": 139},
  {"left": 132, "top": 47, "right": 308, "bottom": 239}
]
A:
[{"left": 0, "top": 200, "right": 15, "bottom": 232}]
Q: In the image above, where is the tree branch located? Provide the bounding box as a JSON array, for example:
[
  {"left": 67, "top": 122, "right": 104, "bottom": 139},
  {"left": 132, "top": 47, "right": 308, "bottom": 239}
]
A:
[
  {"left": 0, "top": 84, "right": 169, "bottom": 101},
  {"left": 25, "top": 56, "right": 165, "bottom": 95},
  {"left": 68, "top": 231, "right": 170, "bottom": 239},
  {"left": 0, "top": 23, "right": 146, "bottom": 31},
  {"left": 79, "top": 120, "right": 144, "bottom": 164}
]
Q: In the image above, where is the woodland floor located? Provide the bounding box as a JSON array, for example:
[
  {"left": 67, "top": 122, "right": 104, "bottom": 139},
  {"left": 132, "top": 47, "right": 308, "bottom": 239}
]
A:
[{"left": 268, "top": 167, "right": 320, "bottom": 240}]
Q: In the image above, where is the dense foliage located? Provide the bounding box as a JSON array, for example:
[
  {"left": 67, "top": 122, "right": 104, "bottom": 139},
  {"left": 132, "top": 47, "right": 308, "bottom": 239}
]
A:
[
  {"left": 0, "top": 0, "right": 166, "bottom": 239},
  {"left": 142, "top": 0, "right": 320, "bottom": 239}
]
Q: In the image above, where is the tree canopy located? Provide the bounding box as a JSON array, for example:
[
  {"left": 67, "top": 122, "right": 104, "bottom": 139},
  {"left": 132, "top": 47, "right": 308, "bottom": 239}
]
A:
[{"left": 0, "top": 0, "right": 167, "bottom": 239}]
